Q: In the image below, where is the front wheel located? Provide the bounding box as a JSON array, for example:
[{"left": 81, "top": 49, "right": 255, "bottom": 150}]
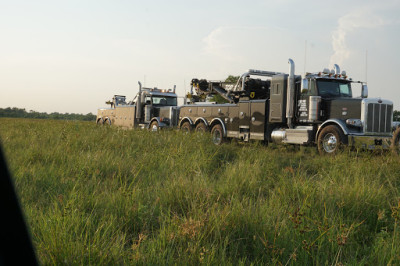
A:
[
  {"left": 149, "top": 121, "right": 159, "bottom": 132},
  {"left": 211, "top": 124, "right": 225, "bottom": 145},
  {"left": 317, "top": 125, "right": 347, "bottom": 155}
]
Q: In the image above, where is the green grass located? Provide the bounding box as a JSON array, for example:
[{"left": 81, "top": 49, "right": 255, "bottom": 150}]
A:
[{"left": 1, "top": 117, "right": 400, "bottom": 265}]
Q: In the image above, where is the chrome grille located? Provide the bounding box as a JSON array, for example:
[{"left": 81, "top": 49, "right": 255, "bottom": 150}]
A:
[{"left": 365, "top": 103, "right": 392, "bottom": 134}]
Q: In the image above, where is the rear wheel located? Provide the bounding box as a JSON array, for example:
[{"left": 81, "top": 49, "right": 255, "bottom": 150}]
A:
[
  {"left": 180, "top": 121, "right": 192, "bottom": 133},
  {"left": 195, "top": 122, "right": 208, "bottom": 133},
  {"left": 317, "top": 125, "right": 346, "bottom": 155},
  {"left": 149, "top": 121, "right": 159, "bottom": 132},
  {"left": 96, "top": 118, "right": 104, "bottom": 125},
  {"left": 211, "top": 124, "right": 224, "bottom": 145}
]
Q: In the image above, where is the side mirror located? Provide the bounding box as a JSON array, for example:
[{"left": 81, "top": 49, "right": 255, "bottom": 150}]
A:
[
  {"left": 301, "top": 78, "right": 309, "bottom": 94},
  {"left": 361, "top": 84, "right": 368, "bottom": 98},
  {"left": 302, "top": 79, "right": 308, "bottom": 90}
]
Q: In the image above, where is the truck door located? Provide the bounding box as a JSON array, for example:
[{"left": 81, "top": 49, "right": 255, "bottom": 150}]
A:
[
  {"left": 250, "top": 100, "right": 267, "bottom": 140},
  {"left": 297, "top": 79, "right": 315, "bottom": 122}
]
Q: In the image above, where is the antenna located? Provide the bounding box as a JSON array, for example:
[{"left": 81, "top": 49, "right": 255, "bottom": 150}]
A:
[
  {"left": 365, "top": 50, "right": 368, "bottom": 83},
  {"left": 304, "top": 40, "right": 307, "bottom": 76}
]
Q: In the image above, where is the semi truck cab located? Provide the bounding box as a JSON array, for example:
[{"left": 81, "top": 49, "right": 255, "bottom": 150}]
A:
[
  {"left": 97, "top": 82, "right": 180, "bottom": 130},
  {"left": 295, "top": 67, "right": 393, "bottom": 153}
]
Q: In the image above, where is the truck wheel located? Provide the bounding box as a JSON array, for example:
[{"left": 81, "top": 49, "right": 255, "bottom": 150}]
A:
[
  {"left": 317, "top": 125, "right": 346, "bottom": 155},
  {"left": 211, "top": 124, "right": 224, "bottom": 145},
  {"left": 149, "top": 121, "right": 159, "bottom": 132},
  {"left": 96, "top": 118, "right": 104, "bottom": 125},
  {"left": 180, "top": 122, "right": 192, "bottom": 133},
  {"left": 104, "top": 118, "right": 111, "bottom": 126},
  {"left": 195, "top": 122, "right": 208, "bottom": 133},
  {"left": 391, "top": 127, "right": 400, "bottom": 154}
]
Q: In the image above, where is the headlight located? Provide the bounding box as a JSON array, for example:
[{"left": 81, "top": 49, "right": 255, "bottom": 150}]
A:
[{"left": 346, "top": 119, "right": 363, "bottom": 127}]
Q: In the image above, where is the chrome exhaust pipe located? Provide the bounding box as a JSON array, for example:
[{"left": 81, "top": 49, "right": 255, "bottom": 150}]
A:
[
  {"left": 334, "top": 64, "right": 340, "bottom": 75},
  {"left": 286, "top": 59, "right": 295, "bottom": 128},
  {"left": 136, "top": 81, "right": 142, "bottom": 119}
]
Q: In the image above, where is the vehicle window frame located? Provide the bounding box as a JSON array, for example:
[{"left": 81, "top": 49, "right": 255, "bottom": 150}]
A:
[{"left": 316, "top": 79, "right": 352, "bottom": 98}]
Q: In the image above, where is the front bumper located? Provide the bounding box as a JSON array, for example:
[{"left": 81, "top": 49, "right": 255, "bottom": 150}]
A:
[{"left": 348, "top": 135, "right": 392, "bottom": 150}]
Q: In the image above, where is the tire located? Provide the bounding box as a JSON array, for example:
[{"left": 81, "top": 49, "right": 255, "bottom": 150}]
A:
[
  {"left": 104, "top": 118, "right": 111, "bottom": 126},
  {"left": 96, "top": 118, "right": 104, "bottom": 125},
  {"left": 180, "top": 121, "right": 192, "bottom": 133},
  {"left": 391, "top": 127, "right": 400, "bottom": 155},
  {"left": 317, "top": 125, "right": 347, "bottom": 155},
  {"left": 211, "top": 124, "right": 224, "bottom": 145},
  {"left": 195, "top": 122, "right": 208, "bottom": 133},
  {"left": 149, "top": 121, "right": 159, "bottom": 132}
]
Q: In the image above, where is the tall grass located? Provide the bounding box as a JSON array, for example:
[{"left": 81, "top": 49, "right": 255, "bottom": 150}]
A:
[{"left": 1, "top": 117, "right": 400, "bottom": 265}]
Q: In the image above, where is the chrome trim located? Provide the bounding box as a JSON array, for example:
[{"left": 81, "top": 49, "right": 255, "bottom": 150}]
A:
[
  {"left": 286, "top": 58, "right": 295, "bottom": 128},
  {"left": 348, "top": 135, "right": 392, "bottom": 150},
  {"left": 271, "top": 129, "right": 286, "bottom": 143},
  {"left": 346, "top": 119, "right": 362, "bottom": 127},
  {"left": 317, "top": 119, "right": 349, "bottom": 139},
  {"left": 210, "top": 118, "right": 227, "bottom": 137},
  {"left": 322, "top": 133, "right": 338, "bottom": 153},
  {"left": 308, "top": 96, "right": 321, "bottom": 122},
  {"left": 195, "top": 117, "right": 209, "bottom": 127},
  {"left": 136, "top": 81, "right": 142, "bottom": 119},
  {"left": 333, "top": 64, "right": 340, "bottom": 75},
  {"left": 179, "top": 117, "right": 194, "bottom": 128},
  {"left": 361, "top": 98, "right": 393, "bottom": 135}
]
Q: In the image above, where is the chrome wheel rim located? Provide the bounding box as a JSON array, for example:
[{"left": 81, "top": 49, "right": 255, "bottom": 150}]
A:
[
  {"left": 322, "top": 133, "right": 337, "bottom": 153},
  {"left": 151, "top": 124, "right": 158, "bottom": 132}
]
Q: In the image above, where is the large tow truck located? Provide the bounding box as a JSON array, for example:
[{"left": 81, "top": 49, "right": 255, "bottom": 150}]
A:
[
  {"left": 97, "top": 82, "right": 179, "bottom": 131},
  {"left": 179, "top": 59, "right": 395, "bottom": 154}
]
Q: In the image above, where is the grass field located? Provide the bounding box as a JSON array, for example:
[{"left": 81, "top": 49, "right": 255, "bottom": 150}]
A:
[{"left": 1, "top": 117, "right": 400, "bottom": 265}]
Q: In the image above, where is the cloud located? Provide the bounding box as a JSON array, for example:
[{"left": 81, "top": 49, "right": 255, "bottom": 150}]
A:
[
  {"left": 202, "top": 26, "right": 244, "bottom": 62},
  {"left": 201, "top": 26, "right": 300, "bottom": 66},
  {"left": 329, "top": 6, "right": 390, "bottom": 67}
]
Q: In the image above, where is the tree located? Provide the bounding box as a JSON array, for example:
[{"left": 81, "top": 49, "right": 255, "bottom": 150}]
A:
[
  {"left": 0, "top": 107, "right": 96, "bottom": 121},
  {"left": 225, "top": 75, "right": 240, "bottom": 83},
  {"left": 394, "top": 110, "right": 400, "bottom": 122}
]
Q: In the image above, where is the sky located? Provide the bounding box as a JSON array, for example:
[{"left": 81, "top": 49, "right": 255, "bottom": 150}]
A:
[{"left": 1, "top": 0, "right": 400, "bottom": 114}]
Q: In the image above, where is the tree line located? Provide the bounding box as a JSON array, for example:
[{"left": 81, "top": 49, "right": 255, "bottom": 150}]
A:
[
  {"left": 0, "top": 107, "right": 96, "bottom": 121},
  {"left": 1, "top": 106, "right": 399, "bottom": 122}
]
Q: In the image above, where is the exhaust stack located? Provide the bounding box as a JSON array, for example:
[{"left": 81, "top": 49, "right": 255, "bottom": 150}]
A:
[
  {"left": 334, "top": 64, "right": 340, "bottom": 75},
  {"left": 136, "top": 81, "right": 142, "bottom": 119},
  {"left": 286, "top": 59, "right": 295, "bottom": 128}
]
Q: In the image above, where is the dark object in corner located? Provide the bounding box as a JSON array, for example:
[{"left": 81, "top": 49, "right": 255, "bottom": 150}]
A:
[{"left": 0, "top": 145, "right": 38, "bottom": 265}]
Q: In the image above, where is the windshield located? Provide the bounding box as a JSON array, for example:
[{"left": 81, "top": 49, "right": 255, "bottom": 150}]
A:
[
  {"left": 316, "top": 79, "right": 352, "bottom": 98},
  {"left": 152, "top": 96, "right": 177, "bottom": 106}
]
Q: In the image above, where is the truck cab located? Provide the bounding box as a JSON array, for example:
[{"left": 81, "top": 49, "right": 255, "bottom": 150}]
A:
[
  {"left": 97, "top": 82, "right": 180, "bottom": 130},
  {"left": 294, "top": 68, "right": 393, "bottom": 153},
  {"left": 137, "top": 88, "right": 179, "bottom": 130}
]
